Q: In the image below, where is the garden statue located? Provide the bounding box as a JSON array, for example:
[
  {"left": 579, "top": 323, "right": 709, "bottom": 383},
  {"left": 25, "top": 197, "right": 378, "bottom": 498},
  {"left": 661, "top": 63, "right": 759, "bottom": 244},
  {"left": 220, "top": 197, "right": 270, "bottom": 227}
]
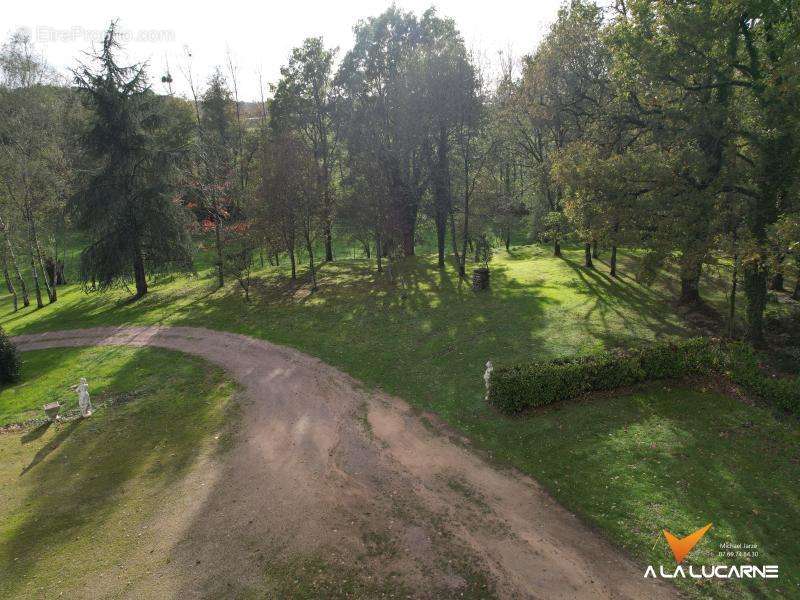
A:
[
  {"left": 76, "top": 377, "right": 93, "bottom": 417},
  {"left": 483, "top": 360, "right": 493, "bottom": 401}
]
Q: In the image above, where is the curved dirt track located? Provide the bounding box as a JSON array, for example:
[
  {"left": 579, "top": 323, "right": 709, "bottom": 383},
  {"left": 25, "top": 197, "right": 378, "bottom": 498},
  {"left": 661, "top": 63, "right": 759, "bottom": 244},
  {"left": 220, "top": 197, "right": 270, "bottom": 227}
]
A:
[{"left": 14, "top": 327, "right": 677, "bottom": 599}]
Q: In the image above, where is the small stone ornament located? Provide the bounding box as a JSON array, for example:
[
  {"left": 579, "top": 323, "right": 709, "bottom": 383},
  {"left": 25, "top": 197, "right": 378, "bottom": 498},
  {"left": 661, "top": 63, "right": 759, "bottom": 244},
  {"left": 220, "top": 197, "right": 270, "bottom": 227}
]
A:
[
  {"left": 483, "top": 360, "right": 493, "bottom": 401},
  {"left": 76, "top": 377, "right": 93, "bottom": 417}
]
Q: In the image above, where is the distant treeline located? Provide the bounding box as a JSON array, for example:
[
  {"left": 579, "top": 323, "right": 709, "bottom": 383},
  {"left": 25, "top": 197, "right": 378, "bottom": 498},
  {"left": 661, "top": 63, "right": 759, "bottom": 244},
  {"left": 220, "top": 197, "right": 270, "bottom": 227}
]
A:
[{"left": 0, "top": 2, "right": 798, "bottom": 341}]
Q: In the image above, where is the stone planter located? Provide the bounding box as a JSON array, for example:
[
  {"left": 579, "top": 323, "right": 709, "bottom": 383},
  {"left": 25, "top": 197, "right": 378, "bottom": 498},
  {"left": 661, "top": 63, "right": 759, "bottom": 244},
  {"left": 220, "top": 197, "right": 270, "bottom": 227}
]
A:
[
  {"left": 43, "top": 402, "right": 61, "bottom": 422},
  {"left": 472, "top": 267, "right": 490, "bottom": 291}
]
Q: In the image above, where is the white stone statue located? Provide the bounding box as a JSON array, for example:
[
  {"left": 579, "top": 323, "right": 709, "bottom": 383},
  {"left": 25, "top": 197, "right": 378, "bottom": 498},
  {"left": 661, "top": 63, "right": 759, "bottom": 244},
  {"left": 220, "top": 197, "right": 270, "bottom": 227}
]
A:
[
  {"left": 76, "top": 378, "right": 93, "bottom": 417},
  {"left": 483, "top": 360, "right": 493, "bottom": 401}
]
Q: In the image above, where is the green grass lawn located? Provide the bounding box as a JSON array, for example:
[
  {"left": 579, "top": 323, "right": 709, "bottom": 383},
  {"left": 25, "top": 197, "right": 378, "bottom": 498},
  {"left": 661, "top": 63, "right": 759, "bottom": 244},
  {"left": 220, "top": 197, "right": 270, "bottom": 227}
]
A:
[
  {"left": 0, "top": 346, "right": 237, "bottom": 598},
  {"left": 0, "top": 346, "right": 209, "bottom": 426},
  {"left": 0, "top": 242, "right": 797, "bottom": 598},
  {"left": 503, "top": 383, "right": 799, "bottom": 599}
]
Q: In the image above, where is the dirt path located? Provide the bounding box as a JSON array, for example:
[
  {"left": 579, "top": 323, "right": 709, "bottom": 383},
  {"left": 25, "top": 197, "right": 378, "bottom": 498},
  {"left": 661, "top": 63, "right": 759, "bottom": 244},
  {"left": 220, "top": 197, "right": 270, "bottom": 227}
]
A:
[{"left": 14, "top": 326, "right": 676, "bottom": 599}]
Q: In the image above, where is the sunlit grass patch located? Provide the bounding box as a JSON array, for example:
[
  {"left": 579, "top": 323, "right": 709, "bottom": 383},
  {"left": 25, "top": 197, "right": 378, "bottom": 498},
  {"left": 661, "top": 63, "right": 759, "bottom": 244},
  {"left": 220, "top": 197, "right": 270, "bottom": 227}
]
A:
[{"left": 0, "top": 346, "right": 237, "bottom": 598}]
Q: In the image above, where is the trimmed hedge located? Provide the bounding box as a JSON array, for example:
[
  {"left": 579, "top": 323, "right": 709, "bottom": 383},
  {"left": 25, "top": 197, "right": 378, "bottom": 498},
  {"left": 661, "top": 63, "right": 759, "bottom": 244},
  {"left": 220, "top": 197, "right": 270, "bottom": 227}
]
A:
[
  {"left": 0, "top": 327, "right": 20, "bottom": 385},
  {"left": 723, "top": 343, "right": 800, "bottom": 414},
  {"left": 488, "top": 338, "right": 799, "bottom": 415}
]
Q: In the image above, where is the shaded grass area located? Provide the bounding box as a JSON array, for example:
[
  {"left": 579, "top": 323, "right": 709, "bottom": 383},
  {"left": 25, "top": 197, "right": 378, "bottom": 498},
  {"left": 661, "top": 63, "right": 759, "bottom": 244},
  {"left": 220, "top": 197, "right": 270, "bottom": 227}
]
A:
[
  {"left": 495, "top": 383, "right": 799, "bottom": 599},
  {"left": 0, "top": 244, "right": 798, "bottom": 598},
  {"left": 0, "top": 347, "right": 237, "bottom": 599},
  {"left": 0, "top": 346, "right": 190, "bottom": 426}
]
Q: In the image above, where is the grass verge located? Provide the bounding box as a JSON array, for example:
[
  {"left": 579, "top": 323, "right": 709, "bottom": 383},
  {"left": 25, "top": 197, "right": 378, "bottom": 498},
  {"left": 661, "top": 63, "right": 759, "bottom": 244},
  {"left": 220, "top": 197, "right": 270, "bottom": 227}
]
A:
[
  {"left": 494, "top": 383, "right": 798, "bottom": 599},
  {"left": 0, "top": 346, "right": 237, "bottom": 598}
]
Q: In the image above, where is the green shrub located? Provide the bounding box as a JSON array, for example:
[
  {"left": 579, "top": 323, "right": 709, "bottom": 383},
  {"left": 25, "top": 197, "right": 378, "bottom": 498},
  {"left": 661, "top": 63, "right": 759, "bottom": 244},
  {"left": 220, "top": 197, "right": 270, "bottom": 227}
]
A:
[
  {"left": 488, "top": 337, "right": 799, "bottom": 415},
  {"left": 0, "top": 327, "right": 20, "bottom": 384},
  {"left": 489, "top": 350, "right": 646, "bottom": 414},
  {"left": 722, "top": 342, "right": 800, "bottom": 414}
]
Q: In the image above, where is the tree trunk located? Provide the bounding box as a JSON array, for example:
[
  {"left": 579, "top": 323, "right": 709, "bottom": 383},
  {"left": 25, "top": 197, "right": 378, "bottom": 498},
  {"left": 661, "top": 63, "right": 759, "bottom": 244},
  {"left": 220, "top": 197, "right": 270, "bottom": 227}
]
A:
[
  {"left": 320, "top": 141, "right": 334, "bottom": 263},
  {"left": 504, "top": 231, "right": 511, "bottom": 253},
  {"left": 133, "top": 250, "right": 148, "bottom": 298},
  {"left": 449, "top": 211, "right": 458, "bottom": 257},
  {"left": 45, "top": 258, "right": 65, "bottom": 286},
  {"left": 553, "top": 238, "right": 561, "bottom": 257},
  {"left": 28, "top": 249, "right": 43, "bottom": 308},
  {"left": 288, "top": 247, "right": 296, "bottom": 280},
  {"left": 459, "top": 229, "right": 468, "bottom": 277},
  {"left": 401, "top": 223, "right": 415, "bottom": 257},
  {"left": 433, "top": 125, "right": 450, "bottom": 269},
  {"left": 215, "top": 217, "right": 224, "bottom": 288},
  {"left": 743, "top": 262, "right": 768, "bottom": 343},
  {"left": 679, "top": 251, "right": 703, "bottom": 304},
  {"left": 729, "top": 252, "right": 738, "bottom": 338},
  {"left": 459, "top": 152, "right": 471, "bottom": 278},
  {"left": 610, "top": 245, "right": 618, "bottom": 278},
  {"left": 2, "top": 249, "right": 18, "bottom": 312},
  {"left": 2, "top": 228, "right": 28, "bottom": 307},
  {"left": 436, "top": 213, "right": 446, "bottom": 269},
  {"left": 769, "top": 271, "right": 784, "bottom": 291},
  {"left": 794, "top": 256, "right": 800, "bottom": 301},
  {"left": 609, "top": 221, "right": 619, "bottom": 278},
  {"left": 34, "top": 233, "right": 55, "bottom": 303},
  {"left": 1, "top": 252, "right": 12, "bottom": 294},
  {"left": 743, "top": 101, "right": 784, "bottom": 342},
  {"left": 376, "top": 233, "right": 383, "bottom": 273},
  {"left": 393, "top": 172, "right": 418, "bottom": 259},
  {"left": 680, "top": 276, "right": 701, "bottom": 304},
  {"left": 25, "top": 206, "right": 54, "bottom": 304},
  {"left": 306, "top": 238, "right": 317, "bottom": 291},
  {"left": 584, "top": 242, "right": 593, "bottom": 268},
  {"left": 324, "top": 221, "right": 333, "bottom": 262},
  {"left": 592, "top": 239, "right": 599, "bottom": 259}
]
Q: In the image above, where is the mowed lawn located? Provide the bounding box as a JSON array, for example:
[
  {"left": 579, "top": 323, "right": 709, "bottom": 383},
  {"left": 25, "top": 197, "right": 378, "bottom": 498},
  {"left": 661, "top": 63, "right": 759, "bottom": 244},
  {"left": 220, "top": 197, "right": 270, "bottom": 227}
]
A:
[
  {"left": 0, "top": 346, "right": 202, "bottom": 426},
  {"left": 0, "top": 346, "right": 237, "bottom": 598},
  {"left": 0, "top": 243, "right": 797, "bottom": 598}
]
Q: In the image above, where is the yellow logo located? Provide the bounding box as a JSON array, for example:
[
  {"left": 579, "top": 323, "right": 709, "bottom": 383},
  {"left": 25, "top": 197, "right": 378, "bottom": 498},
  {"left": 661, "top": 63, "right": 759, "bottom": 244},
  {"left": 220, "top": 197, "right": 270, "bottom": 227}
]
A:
[
  {"left": 646, "top": 523, "right": 778, "bottom": 580},
  {"left": 662, "top": 523, "right": 712, "bottom": 563}
]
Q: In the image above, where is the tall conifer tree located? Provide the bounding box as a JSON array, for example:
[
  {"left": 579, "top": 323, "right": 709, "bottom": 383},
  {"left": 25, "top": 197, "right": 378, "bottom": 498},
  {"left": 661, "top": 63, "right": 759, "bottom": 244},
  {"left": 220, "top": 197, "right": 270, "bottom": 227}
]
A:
[{"left": 72, "top": 22, "right": 192, "bottom": 298}]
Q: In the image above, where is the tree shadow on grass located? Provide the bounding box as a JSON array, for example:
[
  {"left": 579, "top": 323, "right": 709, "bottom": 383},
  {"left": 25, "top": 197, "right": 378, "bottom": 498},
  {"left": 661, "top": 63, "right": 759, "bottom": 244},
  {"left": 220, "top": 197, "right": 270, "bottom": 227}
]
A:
[
  {"left": 3, "top": 248, "right": 709, "bottom": 432},
  {"left": 0, "top": 347, "right": 229, "bottom": 598},
  {"left": 150, "top": 254, "right": 556, "bottom": 428},
  {"left": 0, "top": 277, "right": 221, "bottom": 337},
  {"left": 522, "top": 386, "right": 800, "bottom": 598},
  {"left": 20, "top": 420, "right": 82, "bottom": 475},
  {"left": 560, "top": 256, "right": 691, "bottom": 347},
  {"left": 20, "top": 421, "right": 52, "bottom": 444},
  {"left": 502, "top": 245, "right": 551, "bottom": 261}
]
